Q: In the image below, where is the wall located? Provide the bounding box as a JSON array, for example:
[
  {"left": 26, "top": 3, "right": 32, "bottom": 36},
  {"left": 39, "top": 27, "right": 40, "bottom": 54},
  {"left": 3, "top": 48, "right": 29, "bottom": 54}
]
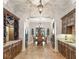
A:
[{"left": 19, "top": 18, "right": 25, "bottom": 51}]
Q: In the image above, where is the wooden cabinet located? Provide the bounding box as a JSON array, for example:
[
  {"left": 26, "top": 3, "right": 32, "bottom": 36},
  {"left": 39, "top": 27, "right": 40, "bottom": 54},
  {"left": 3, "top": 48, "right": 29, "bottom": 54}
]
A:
[
  {"left": 3, "top": 45, "right": 12, "bottom": 59},
  {"left": 3, "top": 40, "right": 22, "bottom": 59},
  {"left": 61, "top": 9, "right": 75, "bottom": 34},
  {"left": 70, "top": 48, "right": 76, "bottom": 59},
  {"left": 58, "top": 40, "right": 76, "bottom": 59},
  {"left": 14, "top": 20, "right": 19, "bottom": 40},
  {"left": 58, "top": 40, "right": 61, "bottom": 53},
  {"left": 66, "top": 45, "right": 71, "bottom": 59},
  {"left": 51, "top": 35, "right": 55, "bottom": 48},
  {"left": 58, "top": 41, "right": 67, "bottom": 57},
  {"left": 3, "top": 8, "right": 19, "bottom": 43},
  {"left": 66, "top": 45, "right": 76, "bottom": 59}
]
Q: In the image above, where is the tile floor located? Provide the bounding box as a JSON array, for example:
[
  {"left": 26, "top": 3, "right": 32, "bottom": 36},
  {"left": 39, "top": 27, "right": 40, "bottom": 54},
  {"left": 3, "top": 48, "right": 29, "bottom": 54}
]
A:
[{"left": 14, "top": 43, "right": 66, "bottom": 59}]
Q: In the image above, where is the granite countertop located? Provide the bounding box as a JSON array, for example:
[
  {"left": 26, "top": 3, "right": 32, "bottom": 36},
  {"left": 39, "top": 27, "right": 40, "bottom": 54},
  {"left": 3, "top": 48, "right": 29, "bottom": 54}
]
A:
[
  {"left": 4, "top": 39, "right": 22, "bottom": 48},
  {"left": 58, "top": 39, "right": 76, "bottom": 48}
]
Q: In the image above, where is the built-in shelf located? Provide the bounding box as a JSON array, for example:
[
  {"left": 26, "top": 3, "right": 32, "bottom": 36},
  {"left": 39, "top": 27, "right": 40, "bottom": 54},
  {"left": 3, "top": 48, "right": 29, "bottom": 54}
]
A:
[
  {"left": 4, "top": 8, "right": 19, "bottom": 43},
  {"left": 61, "top": 9, "right": 75, "bottom": 34},
  {"left": 3, "top": 8, "right": 21, "bottom": 59}
]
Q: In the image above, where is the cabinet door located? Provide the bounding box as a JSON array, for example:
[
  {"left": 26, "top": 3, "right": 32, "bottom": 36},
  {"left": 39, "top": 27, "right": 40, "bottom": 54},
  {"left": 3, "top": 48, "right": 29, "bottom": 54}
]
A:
[
  {"left": 14, "top": 20, "right": 19, "bottom": 40},
  {"left": 66, "top": 26, "right": 72, "bottom": 34},
  {"left": 71, "top": 49, "right": 76, "bottom": 59},
  {"left": 3, "top": 46, "right": 12, "bottom": 59},
  {"left": 58, "top": 41, "right": 61, "bottom": 53},
  {"left": 66, "top": 47, "right": 71, "bottom": 59},
  {"left": 71, "top": 51, "right": 76, "bottom": 59},
  {"left": 62, "top": 9, "right": 75, "bottom": 34},
  {"left": 58, "top": 41, "right": 60, "bottom": 52},
  {"left": 63, "top": 43, "right": 67, "bottom": 57},
  {"left": 62, "top": 20, "right": 65, "bottom": 34}
]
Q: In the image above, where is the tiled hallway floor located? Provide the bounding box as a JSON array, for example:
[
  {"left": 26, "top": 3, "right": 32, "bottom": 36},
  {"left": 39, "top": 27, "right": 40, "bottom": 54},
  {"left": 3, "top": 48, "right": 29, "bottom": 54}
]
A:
[{"left": 14, "top": 43, "right": 66, "bottom": 59}]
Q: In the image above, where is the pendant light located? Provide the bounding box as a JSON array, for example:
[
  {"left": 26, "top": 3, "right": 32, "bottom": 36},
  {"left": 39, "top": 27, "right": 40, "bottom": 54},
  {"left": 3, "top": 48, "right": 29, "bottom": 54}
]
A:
[{"left": 37, "top": 0, "right": 43, "bottom": 14}]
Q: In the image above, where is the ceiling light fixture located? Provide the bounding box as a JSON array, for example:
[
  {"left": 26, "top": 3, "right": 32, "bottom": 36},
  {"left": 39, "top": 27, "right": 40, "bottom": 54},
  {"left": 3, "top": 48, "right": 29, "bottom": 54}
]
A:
[{"left": 37, "top": 0, "right": 43, "bottom": 14}]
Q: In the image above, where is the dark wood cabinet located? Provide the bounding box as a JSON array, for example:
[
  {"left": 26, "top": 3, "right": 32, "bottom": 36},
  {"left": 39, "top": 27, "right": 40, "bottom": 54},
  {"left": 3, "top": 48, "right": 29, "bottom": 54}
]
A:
[
  {"left": 61, "top": 9, "right": 75, "bottom": 34},
  {"left": 66, "top": 45, "right": 76, "bottom": 59},
  {"left": 66, "top": 45, "right": 71, "bottom": 59},
  {"left": 3, "top": 40, "right": 22, "bottom": 59},
  {"left": 71, "top": 50, "right": 76, "bottom": 59},
  {"left": 66, "top": 26, "right": 72, "bottom": 34},
  {"left": 70, "top": 46, "right": 76, "bottom": 59},
  {"left": 14, "top": 20, "right": 19, "bottom": 40},
  {"left": 58, "top": 40, "right": 61, "bottom": 53},
  {"left": 3, "top": 45, "right": 12, "bottom": 59},
  {"left": 58, "top": 40, "right": 76, "bottom": 59},
  {"left": 58, "top": 41, "right": 67, "bottom": 57},
  {"left": 3, "top": 8, "right": 19, "bottom": 43},
  {"left": 51, "top": 35, "right": 55, "bottom": 49}
]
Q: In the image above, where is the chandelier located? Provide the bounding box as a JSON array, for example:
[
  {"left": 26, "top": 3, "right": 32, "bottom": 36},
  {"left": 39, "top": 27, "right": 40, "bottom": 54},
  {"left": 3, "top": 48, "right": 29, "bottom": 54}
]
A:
[
  {"left": 30, "top": 0, "right": 49, "bottom": 14},
  {"left": 39, "top": 23, "right": 41, "bottom": 27},
  {"left": 37, "top": 0, "right": 43, "bottom": 14}
]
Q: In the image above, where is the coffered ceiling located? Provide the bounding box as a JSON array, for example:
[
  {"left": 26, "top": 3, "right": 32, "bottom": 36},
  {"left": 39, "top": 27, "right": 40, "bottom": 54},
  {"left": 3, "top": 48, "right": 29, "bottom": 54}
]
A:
[{"left": 4, "top": 0, "right": 75, "bottom": 22}]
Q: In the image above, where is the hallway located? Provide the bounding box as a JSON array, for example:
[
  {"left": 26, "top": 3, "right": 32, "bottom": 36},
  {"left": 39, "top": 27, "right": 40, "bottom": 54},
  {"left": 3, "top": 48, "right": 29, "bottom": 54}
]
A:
[
  {"left": 14, "top": 43, "right": 65, "bottom": 59},
  {"left": 3, "top": 0, "right": 76, "bottom": 59}
]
